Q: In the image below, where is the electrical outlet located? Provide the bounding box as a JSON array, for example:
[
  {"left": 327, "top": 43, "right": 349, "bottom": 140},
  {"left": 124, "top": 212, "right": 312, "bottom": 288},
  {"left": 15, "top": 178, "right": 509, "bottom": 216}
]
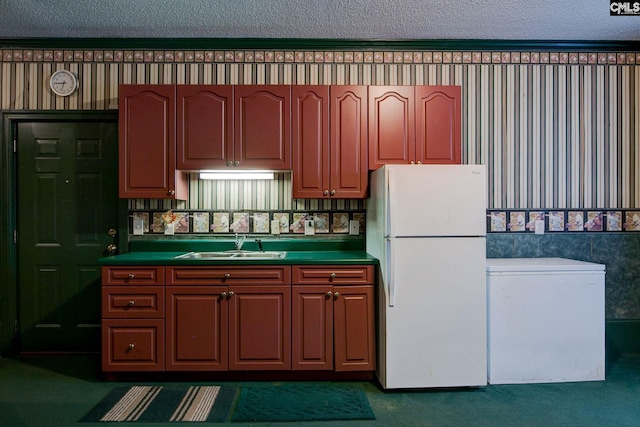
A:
[
  {"left": 304, "top": 219, "right": 315, "bottom": 235},
  {"left": 349, "top": 220, "right": 360, "bottom": 235},
  {"left": 271, "top": 219, "right": 280, "bottom": 235}
]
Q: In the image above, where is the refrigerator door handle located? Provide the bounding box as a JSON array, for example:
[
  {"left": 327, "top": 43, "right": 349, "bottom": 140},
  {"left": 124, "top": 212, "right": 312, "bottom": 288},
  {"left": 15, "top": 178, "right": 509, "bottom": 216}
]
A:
[
  {"left": 386, "top": 168, "right": 393, "bottom": 238},
  {"left": 386, "top": 237, "right": 395, "bottom": 307}
]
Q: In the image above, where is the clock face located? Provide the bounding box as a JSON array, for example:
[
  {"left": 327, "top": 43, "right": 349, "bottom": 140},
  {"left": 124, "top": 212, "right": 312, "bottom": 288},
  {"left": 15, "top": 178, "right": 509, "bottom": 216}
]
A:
[{"left": 49, "top": 70, "right": 78, "bottom": 96}]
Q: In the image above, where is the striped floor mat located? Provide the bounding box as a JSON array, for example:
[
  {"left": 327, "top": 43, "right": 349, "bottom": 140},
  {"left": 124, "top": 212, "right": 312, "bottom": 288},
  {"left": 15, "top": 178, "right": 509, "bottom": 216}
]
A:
[{"left": 80, "top": 385, "right": 237, "bottom": 423}]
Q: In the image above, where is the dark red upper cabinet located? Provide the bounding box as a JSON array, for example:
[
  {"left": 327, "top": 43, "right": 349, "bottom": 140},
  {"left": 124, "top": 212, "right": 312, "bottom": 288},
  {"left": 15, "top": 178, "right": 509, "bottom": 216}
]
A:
[
  {"left": 291, "top": 86, "right": 330, "bottom": 198},
  {"left": 176, "top": 85, "right": 233, "bottom": 170},
  {"left": 368, "top": 86, "right": 415, "bottom": 170},
  {"left": 415, "top": 86, "right": 462, "bottom": 165},
  {"left": 118, "top": 85, "right": 188, "bottom": 200},
  {"left": 234, "top": 85, "right": 291, "bottom": 170},
  {"left": 329, "top": 86, "right": 368, "bottom": 198}
]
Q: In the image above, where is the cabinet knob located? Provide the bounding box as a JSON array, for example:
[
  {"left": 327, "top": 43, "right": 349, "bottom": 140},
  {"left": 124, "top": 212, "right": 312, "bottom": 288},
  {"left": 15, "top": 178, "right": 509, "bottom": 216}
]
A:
[
  {"left": 128, "top": 273, "right": 135, "bottom": 279},
  {"left": 417, "top": 161, "right": 422, "bottom": 164},
  {"left": 228, "top": 291, "right": 234, "bottom": 298},
  {"left": 334, "top": 291, "right": 340, "bottom": 299},
  {"left": 226, "top": 161, "right": 233, "bottom": 167},
  {"left": 127, "top": 300, "right": 135, "bottom": 306},
  {"left": 220, "top": 292, "right": 227, "bottom": 298},
  {"left": 127, "top": 343, "right": 135, "bottom": 350},
  {"left": 106, "top": 244, "right": 117, "bottom": 255},
  {"left": 330, "top": 190, "right": 336, "bottom": 196},
  {"left": 224, "top": 273, "right": 231, "bottom": 279},
  {"left": 330, "top": 272, "right": 336, "bottom": 280},
  {"left": 326, "top": 291, "right": 333, "bottom": 298},
  {"left": 168, "top": 190, "right": 175, "bottom": 196},
  {"left": 323, "top": 190, "right": 329, "bottom": 196},
  {"left": 234, "top": 161, "right": 240, "bottom": 167},
  {"left": 410, "top": 161, "right": 415, "bottom": 164}
]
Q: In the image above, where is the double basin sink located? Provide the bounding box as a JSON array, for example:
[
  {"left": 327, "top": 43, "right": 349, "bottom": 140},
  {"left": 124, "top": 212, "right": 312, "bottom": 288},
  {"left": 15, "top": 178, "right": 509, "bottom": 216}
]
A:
[{"left": 175, "top": 250, "right": 287, "bottom": 260}]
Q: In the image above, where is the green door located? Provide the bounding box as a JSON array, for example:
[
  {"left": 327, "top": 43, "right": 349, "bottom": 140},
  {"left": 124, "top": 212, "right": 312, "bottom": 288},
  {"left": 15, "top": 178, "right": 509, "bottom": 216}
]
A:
[{"left": 17, "top": 120, "right": 119, "bottom": 352}]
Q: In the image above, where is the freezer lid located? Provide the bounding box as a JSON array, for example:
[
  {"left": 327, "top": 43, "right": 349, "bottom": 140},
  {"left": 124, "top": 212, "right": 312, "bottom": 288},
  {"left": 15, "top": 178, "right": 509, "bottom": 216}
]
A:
[
  {"left": 385, "top": 164, "right": 486, "bottom": 237},
  {"left": 486, "top": 257, "right": 606, "bottom": 273}
]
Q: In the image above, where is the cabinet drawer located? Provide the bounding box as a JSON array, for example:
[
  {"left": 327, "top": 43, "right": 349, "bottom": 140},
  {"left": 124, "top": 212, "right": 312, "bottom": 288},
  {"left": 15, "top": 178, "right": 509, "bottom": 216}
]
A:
[
  {"left": 293, "top": 265, "right": 374, "bottom": 285},
  {"left": 102, "top": 319, "right": 165, "bottom": 372},
  {"left": 102, "top": 266, "right": 164, "bottom": 285},
  {"left": 167, "top": 266, "right": 291, "bottom": 285},
  {"left": 102, "top": 286, "right": 164, "bottom": 319}
]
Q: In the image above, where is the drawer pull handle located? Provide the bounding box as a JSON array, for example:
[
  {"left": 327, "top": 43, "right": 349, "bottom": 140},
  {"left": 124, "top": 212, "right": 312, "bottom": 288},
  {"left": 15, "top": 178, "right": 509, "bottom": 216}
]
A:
[
  {"left": 224, "top": 273, "right": 231, "bottom": 279},
  {"left": 128, "top": 273, "right": 135, "bottom": 279},
  {"left": 127, "top": 300, "right": 135, "bottom": 306},
  {"left": 127, "top": 343, "right": 135, "bottom": 350},
  {"left": 330, "top": 273, "right": 336, "bottom": 280}
]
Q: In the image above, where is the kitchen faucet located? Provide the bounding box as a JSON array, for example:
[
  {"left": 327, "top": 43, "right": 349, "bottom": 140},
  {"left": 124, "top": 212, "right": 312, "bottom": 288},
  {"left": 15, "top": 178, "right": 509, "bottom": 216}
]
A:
[
  {"left": 255, "top": 238, "right": 264, "bottom": 252},
  {"left": 234, "top": 233, "right": 246, "bottom": 251}
]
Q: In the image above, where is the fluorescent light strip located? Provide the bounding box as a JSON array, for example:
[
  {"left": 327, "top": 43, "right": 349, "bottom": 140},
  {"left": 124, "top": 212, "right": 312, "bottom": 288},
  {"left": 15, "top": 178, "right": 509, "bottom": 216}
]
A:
[{"left": 199, "top": 171, "right": 275, "bottom": 180}]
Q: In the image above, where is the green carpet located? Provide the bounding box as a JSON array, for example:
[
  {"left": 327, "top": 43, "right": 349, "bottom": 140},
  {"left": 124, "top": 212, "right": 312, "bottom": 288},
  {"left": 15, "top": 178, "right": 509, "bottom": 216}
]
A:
[
  {"left": 230, "top": 382, "right": 375, "bottom": 422},
  {"left": 80, "top": 385, "right": 238, "bottom": 422}
]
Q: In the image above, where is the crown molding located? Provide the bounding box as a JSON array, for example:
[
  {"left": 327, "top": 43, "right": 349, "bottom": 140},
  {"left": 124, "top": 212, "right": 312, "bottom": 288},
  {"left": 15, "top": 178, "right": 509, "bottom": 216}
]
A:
[{"left": 2, "top": 38, "right": 640, "bottom": 52}]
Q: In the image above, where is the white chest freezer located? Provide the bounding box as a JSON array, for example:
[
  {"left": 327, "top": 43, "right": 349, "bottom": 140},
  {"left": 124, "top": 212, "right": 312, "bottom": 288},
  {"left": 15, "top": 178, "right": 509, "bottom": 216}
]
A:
[{"left": 486, "top": 257, "right": 605, "bottom": 384}]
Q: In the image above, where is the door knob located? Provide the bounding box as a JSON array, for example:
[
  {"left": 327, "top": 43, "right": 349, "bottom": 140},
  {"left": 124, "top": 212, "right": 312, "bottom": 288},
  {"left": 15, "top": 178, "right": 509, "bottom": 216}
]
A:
[{"left": 106, "top": 244, "right": 117, "bottom": 255}]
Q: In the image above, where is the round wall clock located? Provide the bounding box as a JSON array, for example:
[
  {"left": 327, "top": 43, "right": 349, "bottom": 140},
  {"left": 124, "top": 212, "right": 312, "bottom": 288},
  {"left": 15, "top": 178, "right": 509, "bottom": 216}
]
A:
[{"left": 49, "top": 69, "right": 78, "bottom": 96}]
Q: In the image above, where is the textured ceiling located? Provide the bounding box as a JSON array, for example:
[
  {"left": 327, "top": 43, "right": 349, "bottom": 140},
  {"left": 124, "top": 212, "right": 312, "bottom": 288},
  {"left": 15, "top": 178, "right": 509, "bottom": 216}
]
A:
[{"left": 0, "top": 0, "right": 639, "bottom": 41}]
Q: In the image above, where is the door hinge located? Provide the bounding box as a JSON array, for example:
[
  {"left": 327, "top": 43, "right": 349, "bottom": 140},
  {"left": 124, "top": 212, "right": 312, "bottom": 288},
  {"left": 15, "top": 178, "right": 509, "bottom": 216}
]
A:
[
  {"left": 13, "top": 230, "right": 17, "bottom": 244},
  {"left": 13, "top": 139, "right": 17, "bottom": 153}
]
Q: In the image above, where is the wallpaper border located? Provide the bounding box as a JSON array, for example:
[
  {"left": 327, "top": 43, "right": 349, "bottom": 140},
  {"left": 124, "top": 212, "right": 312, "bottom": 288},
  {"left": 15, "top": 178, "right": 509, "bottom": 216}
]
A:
[{"left": 2, "top": 48, "right": 639, "bottom": 66}]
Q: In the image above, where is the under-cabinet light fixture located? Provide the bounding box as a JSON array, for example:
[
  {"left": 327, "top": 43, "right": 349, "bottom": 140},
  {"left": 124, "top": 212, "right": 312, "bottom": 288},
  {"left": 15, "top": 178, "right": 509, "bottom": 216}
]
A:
[{"left": 199, "top": 170, "right": 275, "bottom": 180}]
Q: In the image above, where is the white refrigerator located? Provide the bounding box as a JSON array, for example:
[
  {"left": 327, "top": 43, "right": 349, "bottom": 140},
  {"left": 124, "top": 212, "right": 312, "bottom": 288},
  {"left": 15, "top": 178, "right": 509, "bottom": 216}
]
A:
[{"left": 366, "top": 164, "right": 487, "bottom": 389}]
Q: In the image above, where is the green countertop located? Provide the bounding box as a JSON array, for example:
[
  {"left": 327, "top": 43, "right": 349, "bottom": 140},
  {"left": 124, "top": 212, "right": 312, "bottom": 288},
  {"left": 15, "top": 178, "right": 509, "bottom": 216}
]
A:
[{"left": 99, "top": 238, "right": 378, "bottom": 266}]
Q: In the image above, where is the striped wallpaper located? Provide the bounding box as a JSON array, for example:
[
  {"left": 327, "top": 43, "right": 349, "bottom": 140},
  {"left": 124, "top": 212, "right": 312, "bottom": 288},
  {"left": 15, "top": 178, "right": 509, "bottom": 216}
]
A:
[{"left": 1, "top": 49, "right": 639, "bottom": 210}]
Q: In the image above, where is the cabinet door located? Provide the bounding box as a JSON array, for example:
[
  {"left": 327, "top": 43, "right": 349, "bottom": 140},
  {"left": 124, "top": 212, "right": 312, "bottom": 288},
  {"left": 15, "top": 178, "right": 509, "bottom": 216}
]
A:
[
  {"left": 118, "top": 85, "right": 187, "bottom": 199},
  {"left": 176, "top": 85, "right": 233, "bottom": 170},
  {"left": 166, "top": 286, "right": 228, "bottom": 371},
  {"left": 291, "top": 86, "right": 330, "bottom": 198},
  {"left": 102, "top": 318, "right": 164, "bottom": 372},
  {"left": 330, "top": 86, "right": 368, "bottom": 198},
  {"left": 234, "top": 85, "right": 291, "bottom": 170},
  {"left": 368, "top": 86, "right": 415, "bottom": 169},
  {"left": 333, "top": 285, "right": 376, "bottom": 371},
  {"left": 228, "top": 285, "right": 291, "bottom": 370},
  {"left": 292, "top": 285, "right": 333, "bottom": 370},
  {"left": 415, "top": 86, "right": 462, "bottom": 165}
]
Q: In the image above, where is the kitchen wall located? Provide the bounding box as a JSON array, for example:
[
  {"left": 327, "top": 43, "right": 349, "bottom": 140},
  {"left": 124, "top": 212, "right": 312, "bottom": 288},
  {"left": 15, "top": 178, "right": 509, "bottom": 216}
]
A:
[
  {"left": 2, "top": 48, "right": 638, "bottom": 209},
  {"left": 1, "top": 45, "right": 640, "bottom": 319}
]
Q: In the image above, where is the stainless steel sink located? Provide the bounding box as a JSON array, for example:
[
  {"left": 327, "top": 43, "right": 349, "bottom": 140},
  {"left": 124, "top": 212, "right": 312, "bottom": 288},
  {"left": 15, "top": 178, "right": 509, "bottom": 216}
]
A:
[{"left": 175, "top": 250, "right": 287, "bottom": 260}]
